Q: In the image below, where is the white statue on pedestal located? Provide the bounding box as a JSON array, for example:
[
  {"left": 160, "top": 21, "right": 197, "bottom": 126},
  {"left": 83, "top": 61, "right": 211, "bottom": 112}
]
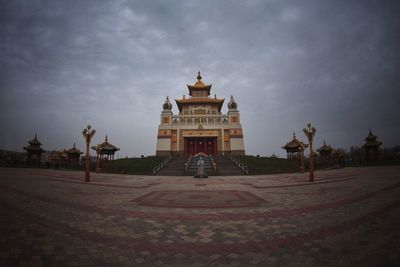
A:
[{"left": 197, "top": 157, "right": 205, "bottom": 176}]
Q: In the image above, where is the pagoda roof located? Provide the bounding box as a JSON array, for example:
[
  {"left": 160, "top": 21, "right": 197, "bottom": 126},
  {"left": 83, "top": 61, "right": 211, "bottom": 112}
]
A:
[
  {"left": 65, "top": 143, "right": 83, "bottom": 155},
  {"left": 282, "top": 133, "right": 308, "bottom": 150},
  {"left": 317, "top": 140, "right": 333, "bottom": 153},
  {"left": 363, "top": 129, "right": 382, "bottom": 148},
  {"left": 28, "top": 133, "right": 42, "bottom": 146},
  {"left": 23, "top": 133, "right": 44, "bottom": 152},
  {"left": 92, "top": 136, "right": 120, "bottom": 152},
  {"left": 175, "top": 97, "right": 225, "bottom": 112},
  {"left": 186, "top": 71, "right": 212, "bottom": 96},
  {"left": 365, "top": 129, "right": 378, "bottom": 141}
]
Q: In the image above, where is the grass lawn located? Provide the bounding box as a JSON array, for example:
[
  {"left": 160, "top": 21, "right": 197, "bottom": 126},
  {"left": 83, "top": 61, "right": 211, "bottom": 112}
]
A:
[
  {"left": 97, "top": 156, "right": 166, "bottom": 175},
  {"left": 236, "top": 156, "right": 299, "bottom": 175}
]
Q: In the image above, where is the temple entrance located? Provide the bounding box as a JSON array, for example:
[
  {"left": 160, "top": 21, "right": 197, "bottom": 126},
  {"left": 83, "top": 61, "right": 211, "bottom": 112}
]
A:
[{"left": 184, "top": 137, "right": 217, "bottom": 155}]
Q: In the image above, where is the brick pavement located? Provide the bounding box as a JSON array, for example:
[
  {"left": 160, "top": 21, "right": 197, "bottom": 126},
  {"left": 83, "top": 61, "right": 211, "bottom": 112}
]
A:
[{"left": 0, "top": 166, "right": 399, "bottom": 266}]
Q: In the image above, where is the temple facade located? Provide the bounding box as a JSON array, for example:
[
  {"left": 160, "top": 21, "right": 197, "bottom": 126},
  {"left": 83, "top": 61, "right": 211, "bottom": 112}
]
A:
[{"left": 156, "top": 72, "right": 245, "bottom": 156}]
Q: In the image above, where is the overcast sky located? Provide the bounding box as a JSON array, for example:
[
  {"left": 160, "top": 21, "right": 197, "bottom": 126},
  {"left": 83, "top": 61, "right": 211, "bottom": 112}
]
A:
[{"left": 1, "top": 0, "right": 399, "bottom": 157}]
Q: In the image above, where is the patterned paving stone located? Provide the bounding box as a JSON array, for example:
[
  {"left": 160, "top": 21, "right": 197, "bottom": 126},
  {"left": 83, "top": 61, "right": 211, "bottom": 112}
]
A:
[{"left": 0, "top": 166, "right": 399, "bottom": 266}]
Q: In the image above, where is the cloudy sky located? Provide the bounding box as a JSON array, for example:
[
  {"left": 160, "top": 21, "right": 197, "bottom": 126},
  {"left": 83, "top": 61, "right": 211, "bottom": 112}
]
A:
[{"left": 1, "top": 0, "right": 399, "bottom": 157}]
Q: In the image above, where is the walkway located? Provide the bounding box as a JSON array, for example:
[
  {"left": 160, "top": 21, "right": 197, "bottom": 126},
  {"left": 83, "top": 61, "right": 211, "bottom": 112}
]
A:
[{"left": 0, "top": 166, "right": 399, "bottom": 266}]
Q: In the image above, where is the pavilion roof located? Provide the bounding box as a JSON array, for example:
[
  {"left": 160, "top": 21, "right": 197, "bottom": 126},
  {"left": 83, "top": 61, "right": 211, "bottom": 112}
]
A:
[
  {"left": 363, "top": 129, "right": 382, "bottom": 148},
  {"left": 317, "top": 140, "right": 333, "bottom": 153},
  {"left": 65, "top": 143, "right": 83, "bottom": 155},
  {"left": 23, "top": 134, "right": 44, "bottom": 152},
  {"left": 282, "top": 133, "right": 308, "bottom": 150},
  {"left": 28, "top": 133, "right": 42, "bottom": 146},
  {"left": 92, "top": 135, "right": 120, "bottom": 153}
]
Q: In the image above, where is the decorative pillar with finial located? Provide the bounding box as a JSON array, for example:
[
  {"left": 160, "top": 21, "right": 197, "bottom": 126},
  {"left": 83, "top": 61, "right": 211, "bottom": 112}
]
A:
[
  {"left": 303, "top": 123, "right": 316, "bottom": 182},
  {"left": 82, "top": 125, "right": 96, "bottom": 182}
]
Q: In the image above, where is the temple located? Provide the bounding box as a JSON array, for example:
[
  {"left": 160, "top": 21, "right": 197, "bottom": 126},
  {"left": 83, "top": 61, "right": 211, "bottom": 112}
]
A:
[
  {"left": 156, "top": 72, "right": 245, "bottom": 156},
  {"left": 64, "top": 143, "right": 83, "bottom": 166},
  {"left": 363, "top": 129, "right": 382, "bottom": 161},
  {"left": 317, "top": 140, "right": 333, "bottom": 160},
  {"left": 23, "top": 134, "right": 45, "bottom": 165}
]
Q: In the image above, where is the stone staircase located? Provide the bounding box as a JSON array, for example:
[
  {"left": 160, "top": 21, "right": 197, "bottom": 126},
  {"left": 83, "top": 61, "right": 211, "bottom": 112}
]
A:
[
  {"left": 155, "top": 155, "right": 246, "bottom": 176},
  {"left": 185, "top": 155, "right": 216, "bottom": 176},
  {"left": 214, "top": 155, "right": 245, "bottom": 176},
  {"left": 156, "top": 157, "right": 186, "bottom": 176}
]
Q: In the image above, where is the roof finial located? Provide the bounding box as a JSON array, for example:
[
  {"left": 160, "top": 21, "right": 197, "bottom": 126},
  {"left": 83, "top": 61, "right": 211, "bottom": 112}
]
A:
[
  {"left": 197, "top": 71, "right": 202, "bottom": 80},
  {"left": 228, "top": 95, "right": 237, "bottom": 110},
  {"left": 324, "top": 140, "right": 326, "bottom": 145},
  {"left": 34, "top": 133, "right": 37, "bottom": 140},
  {"left": 73, "top": 143, "right": 76, "bottom": 148},
  {"left": 105, "top": 135, "right": 108, "bottom": 142},
  {"left": 293, "top": 132, "right": 296, "bottom": 139}
]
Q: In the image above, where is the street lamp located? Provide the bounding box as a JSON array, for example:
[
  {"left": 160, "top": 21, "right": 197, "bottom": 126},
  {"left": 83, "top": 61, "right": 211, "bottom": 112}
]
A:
[
  {"left": 82, "top": 125, "right": 96, "bottom": 182},
  {"left": 303, "top": 123, "right": 316, "bottom": 182},
  {"left": 299, "top": 144, "right": 305, "bottom": 173}
]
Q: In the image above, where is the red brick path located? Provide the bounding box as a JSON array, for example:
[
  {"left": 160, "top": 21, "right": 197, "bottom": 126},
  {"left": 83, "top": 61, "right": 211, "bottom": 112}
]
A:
[{"left": 0, "top": 167, "right": 399, "bottom": 266}]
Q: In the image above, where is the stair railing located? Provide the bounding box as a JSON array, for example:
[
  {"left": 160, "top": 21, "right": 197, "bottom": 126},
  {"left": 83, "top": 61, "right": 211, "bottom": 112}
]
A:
[
  {"left": 209, "top": 155, "right": 217, "bottom": 172},
  {"left": 184, "top": 155, "right": 192, "bottom": 174},
  {"left": 152, "top": 156, "right": 172, "bottom": 174},
  {"left": 226, "top": 154, "right": 249, "bottom": 174}
]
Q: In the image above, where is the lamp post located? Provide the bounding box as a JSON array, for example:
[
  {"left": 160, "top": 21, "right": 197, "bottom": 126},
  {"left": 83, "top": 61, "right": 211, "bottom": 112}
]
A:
[
  {"left": 299, "top": 144, "right": 305, "bottom": 173},
  {"left": 303, "top": 123, "right": 316, "bottom": 182},
  {"left": 82, "top": 125, "right": 96, "bottom": 182}
]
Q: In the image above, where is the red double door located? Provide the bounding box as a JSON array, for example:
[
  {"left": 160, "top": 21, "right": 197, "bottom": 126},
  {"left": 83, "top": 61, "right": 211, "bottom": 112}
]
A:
[{"left": 185, "top": 137, "right": 217, "bottom": 155}]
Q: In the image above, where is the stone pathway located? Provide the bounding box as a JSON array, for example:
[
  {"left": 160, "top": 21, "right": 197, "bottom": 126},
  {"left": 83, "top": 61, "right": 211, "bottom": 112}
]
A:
[{"left": 0, "top": 166, "right": 399, "bottom": 266}]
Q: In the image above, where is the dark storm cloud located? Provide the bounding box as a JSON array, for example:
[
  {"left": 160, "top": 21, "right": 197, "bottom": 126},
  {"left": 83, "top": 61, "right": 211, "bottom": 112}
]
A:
[{"left": 1, "top": 0, "right": 399, "bottom": 156}]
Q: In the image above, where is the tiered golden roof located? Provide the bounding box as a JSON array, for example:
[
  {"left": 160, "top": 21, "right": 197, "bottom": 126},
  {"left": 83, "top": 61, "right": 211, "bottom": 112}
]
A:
[
  {"left": 23, "top": 134, "right": 45, "bottom": 152},
  {"left": 92, "top": 135, "right": 120, "bottom": 153},
  {"left": 186, "top": 71, "right": 212, "bottom": 95},
  {"left": 282, "top": 133, "right": 308, "bottom": 151},
  {"left": 317, "top": 140, "right": 333, "bottom": 153},
  {"left": 176, "top": 71, "right": 224, "bottom": 112},
  {"left": 363, "top": 129, "right": 383, "bottom": 148},
  {"left": 65, "top": 143, "right": 83, "bottom": 155}
]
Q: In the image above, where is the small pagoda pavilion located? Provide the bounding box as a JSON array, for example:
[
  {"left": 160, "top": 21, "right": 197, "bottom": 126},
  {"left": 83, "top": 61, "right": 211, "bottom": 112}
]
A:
[
  {"left": 48, "top": 150, "right": 68, "bottom": 168},
  {"left": 92, "top": 135, "right": 120, "bottom": 167},
  {"left": 282, "top": 133, "right": 308, "bottom": 160},
  {"left": 363, "top": 129, "right": 382, "bottom": 161},
  {"left": 23, "top": 134, "right": 45, "bottom": 165},
  {"left": 64, "top": 143, "right": 83, "bottom": 166},
  {"left": 317, "top": 140, "right": 333, "bottom": 160}
]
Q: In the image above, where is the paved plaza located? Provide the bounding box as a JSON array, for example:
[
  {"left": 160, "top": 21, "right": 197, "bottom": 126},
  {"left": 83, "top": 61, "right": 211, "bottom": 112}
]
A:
[{"left": 0, "top": 166, "right": 399, "bottom": 266}]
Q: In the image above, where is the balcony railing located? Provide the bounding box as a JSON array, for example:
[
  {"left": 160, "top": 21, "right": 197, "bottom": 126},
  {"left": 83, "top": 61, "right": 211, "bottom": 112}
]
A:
[{"left": 171, "top": 114, "right": 229, "bottom": 125}]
